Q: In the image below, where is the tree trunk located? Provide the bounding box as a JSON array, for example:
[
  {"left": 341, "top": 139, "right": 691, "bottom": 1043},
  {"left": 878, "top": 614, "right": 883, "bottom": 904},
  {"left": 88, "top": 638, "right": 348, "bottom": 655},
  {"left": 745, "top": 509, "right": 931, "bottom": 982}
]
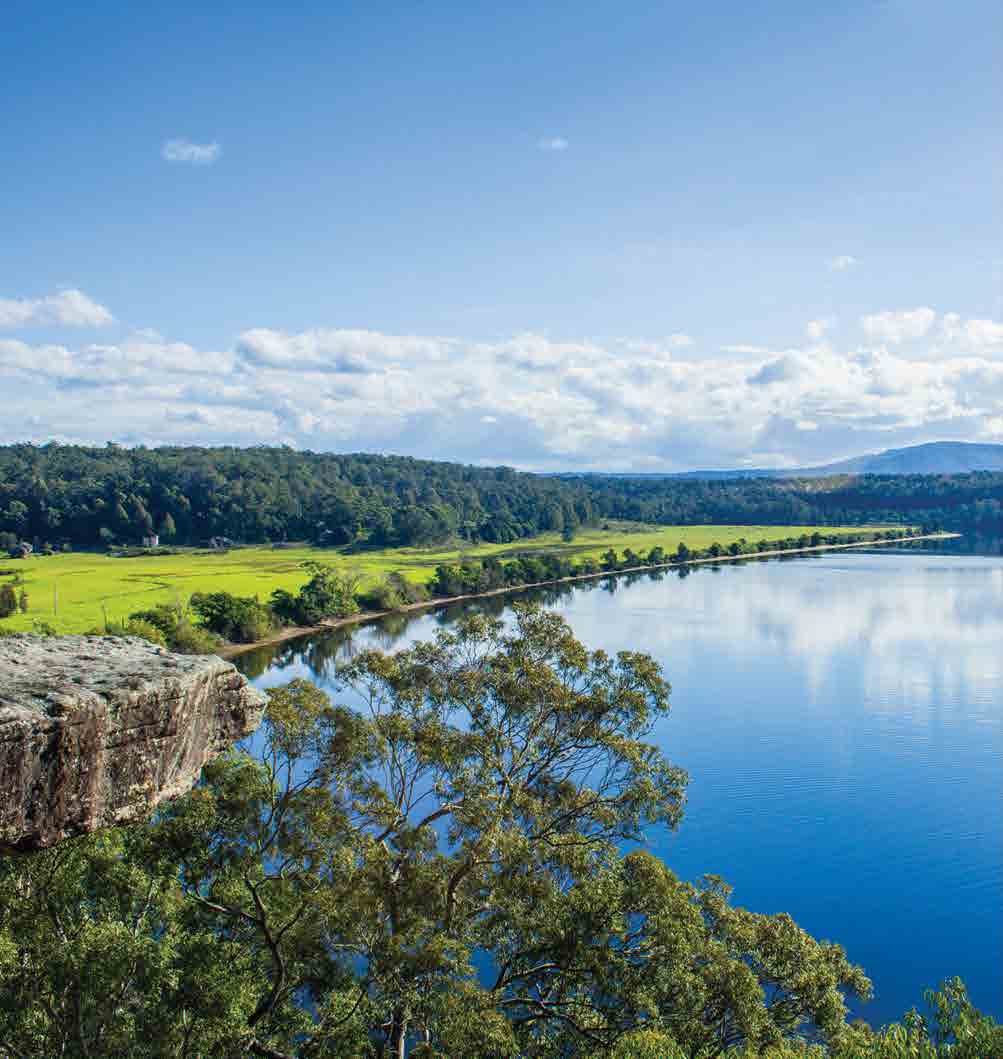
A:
[{"left": 388, "top": 1006, "right": 408, "bottom": 1059}]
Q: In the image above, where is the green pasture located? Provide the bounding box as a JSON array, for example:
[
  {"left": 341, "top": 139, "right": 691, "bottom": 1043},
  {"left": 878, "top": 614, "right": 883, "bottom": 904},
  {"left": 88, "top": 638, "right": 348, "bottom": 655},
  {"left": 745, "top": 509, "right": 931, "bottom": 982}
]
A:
[{"left": 0, "top": 522, "right": 888, "bottom": 635}]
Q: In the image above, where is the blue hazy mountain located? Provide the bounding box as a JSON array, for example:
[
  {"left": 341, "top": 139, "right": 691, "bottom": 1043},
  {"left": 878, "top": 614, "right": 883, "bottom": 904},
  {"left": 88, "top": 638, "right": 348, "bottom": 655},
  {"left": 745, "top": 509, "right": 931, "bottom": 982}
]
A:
[{"left": 571, "top": 442, "right": 1003, "bottom": 480}]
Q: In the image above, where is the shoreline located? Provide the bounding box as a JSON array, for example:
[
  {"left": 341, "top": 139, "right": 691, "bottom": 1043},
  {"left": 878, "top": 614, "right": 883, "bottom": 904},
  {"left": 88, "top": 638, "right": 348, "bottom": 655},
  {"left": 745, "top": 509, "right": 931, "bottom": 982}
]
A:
[{"left": 218, "top": 531, "right": 960, "bottom": 659}]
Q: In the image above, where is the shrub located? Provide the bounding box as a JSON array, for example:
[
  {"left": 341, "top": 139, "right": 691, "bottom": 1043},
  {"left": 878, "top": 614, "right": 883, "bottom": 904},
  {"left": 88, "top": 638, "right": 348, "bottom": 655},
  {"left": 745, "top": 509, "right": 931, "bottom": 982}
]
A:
[
  {"left": 84, "top": 618, "right": 167, "bottom": 647},
  {"left": 189, "top": 591, "right": 276, "bottom": 644},
  {"left": 270, "top": 563, "right": 362, "bottom": 625},
  {"left": 169, "top": 621, "right": 222, "bottom": 655},
  {"left": 123, "top": 619, "right": 167, "bottom": 647},
  {"left": 0, "top": 584, "right": 17, "bottom": 618},
  {"left": 129, "top": 603, "right": 183, "bottom": 640},
  {"left": 268, "top": 589, "right": 300, "bottom": 625},
  {"left": 357, "top": 571, "right": 429, "bottom": 612}
]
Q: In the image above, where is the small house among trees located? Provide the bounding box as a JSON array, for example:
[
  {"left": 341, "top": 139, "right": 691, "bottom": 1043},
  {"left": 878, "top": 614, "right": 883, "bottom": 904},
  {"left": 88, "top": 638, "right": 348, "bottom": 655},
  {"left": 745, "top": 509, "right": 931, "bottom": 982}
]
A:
[
  {"left": 8, "top": 542, "right": 32, "bottom": 559},
  {"left": 141, "top": 534, "right": 160, "bottom": 548}
]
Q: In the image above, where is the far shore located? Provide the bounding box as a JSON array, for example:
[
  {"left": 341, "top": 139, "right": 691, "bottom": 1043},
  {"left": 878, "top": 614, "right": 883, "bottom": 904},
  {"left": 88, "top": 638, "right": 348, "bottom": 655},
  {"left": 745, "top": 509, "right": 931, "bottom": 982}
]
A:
[{"left": 218, "top": 531, "right": 961, "bottom": 660}]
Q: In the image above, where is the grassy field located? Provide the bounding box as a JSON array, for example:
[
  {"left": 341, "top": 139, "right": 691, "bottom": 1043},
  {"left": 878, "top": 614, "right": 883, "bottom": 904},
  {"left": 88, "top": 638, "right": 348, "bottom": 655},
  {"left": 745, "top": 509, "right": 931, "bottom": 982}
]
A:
[{"left": 0, "top": 522, "right": 888, "bottom": 635}]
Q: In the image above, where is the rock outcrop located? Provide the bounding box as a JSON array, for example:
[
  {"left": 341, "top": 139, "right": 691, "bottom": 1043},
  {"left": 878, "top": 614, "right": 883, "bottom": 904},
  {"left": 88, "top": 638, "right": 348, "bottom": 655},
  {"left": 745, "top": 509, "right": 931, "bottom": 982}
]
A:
[{"left": 0, "top": 635, "right": 266, "bottom": 851}]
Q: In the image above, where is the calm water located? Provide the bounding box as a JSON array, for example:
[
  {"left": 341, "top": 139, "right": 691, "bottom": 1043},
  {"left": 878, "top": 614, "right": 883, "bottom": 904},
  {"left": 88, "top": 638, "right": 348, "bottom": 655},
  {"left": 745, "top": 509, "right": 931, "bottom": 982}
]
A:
[{"left": 237, "top": 542, "right": 1003, "bottom": 1027}]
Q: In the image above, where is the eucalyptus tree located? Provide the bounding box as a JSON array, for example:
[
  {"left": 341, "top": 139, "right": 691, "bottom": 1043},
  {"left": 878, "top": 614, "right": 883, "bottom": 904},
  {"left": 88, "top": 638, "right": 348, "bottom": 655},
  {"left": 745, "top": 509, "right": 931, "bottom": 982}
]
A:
[
  {"left": 0, "top": 604, "right": 967, "bottom": 1057},
  {"left": 150, "top": 604, "right": 687, "bottom": 1057}
]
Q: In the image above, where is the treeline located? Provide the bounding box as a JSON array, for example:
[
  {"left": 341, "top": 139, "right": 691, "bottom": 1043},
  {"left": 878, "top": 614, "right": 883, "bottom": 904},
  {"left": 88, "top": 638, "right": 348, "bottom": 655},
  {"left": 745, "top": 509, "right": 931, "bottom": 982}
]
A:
[
  {"left": 0, "top": 444, "right": 595, "bottom": 550},
  {"left": 0, "top": 443, "right": 1000, "bottom": 553},
  {"left": 426, "top": 528, "right": 906, "bottom": 597},
  {"left": 573, "top": 470, "right": 1003, "bottom": 535},
  {"left": 100, "top": 530, "right": 909, "bottom": 651}
]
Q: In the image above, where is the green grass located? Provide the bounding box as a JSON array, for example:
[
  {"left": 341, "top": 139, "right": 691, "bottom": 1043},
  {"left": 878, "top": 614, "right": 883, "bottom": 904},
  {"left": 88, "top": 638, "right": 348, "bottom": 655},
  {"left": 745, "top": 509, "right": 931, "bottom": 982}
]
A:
[{"left": 0, "top": 522, "right": 892, "bottom": 635}]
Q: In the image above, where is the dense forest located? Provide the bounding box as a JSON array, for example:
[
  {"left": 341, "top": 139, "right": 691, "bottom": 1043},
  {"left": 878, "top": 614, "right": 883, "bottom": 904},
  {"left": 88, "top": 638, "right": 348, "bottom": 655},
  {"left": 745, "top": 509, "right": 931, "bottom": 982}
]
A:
[
  {"left": 577, "top": 471, "right": 1003, "bottom": 536},
  {"left": 0, "top": 443, "right": 1000, "bottom": 552},
  {"left": 0, "top": 444, "right": 595, "bottom": 550}
]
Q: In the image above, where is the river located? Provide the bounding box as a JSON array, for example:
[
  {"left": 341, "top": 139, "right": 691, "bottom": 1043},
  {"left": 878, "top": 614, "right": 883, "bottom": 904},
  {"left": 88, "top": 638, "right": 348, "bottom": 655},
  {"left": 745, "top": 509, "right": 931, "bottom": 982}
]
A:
[{"left": 235, "top": 537, "right": 1003, "bottom": 1029}]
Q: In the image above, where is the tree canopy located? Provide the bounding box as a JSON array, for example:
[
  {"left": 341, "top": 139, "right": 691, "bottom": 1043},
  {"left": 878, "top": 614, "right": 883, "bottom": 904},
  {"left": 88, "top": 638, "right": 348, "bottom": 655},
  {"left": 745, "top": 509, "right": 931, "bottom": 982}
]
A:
[
  {"left": 0, "top": 442, "right": 998, "bottom": 553},
  {"left": 1, "top": 605, "right": 996, "bottom": 1057}
]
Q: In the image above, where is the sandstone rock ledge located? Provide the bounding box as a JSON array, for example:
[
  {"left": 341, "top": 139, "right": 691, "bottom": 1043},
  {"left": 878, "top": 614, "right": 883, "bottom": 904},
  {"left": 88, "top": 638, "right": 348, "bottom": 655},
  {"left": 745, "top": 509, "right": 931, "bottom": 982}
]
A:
[{"left": 0, "top": 635, "right": 266, "bottom": 851}]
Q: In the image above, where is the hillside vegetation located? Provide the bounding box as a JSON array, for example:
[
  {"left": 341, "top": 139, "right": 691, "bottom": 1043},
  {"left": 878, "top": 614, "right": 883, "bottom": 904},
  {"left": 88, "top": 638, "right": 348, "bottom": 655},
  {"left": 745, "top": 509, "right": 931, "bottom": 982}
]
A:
[{"left": 0, "top": 443, "right": 999, "bottom": 555}]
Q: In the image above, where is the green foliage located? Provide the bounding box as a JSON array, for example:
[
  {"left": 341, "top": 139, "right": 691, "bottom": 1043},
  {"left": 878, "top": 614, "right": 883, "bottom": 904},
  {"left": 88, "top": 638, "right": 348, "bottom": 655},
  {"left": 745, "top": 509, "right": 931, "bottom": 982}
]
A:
[
  {"left": 158, "top": 511, "right": 177, "bottom": 540},
  {"left": 0, "top": 443, "right": 600, "bottom": 549},
  {"left": 86, "top": 617, "right": 169, "bottom": 647},
  {"left": 832, "top": 978, "right": 1003, "bottom": 1059},
  {"left": 189, "top": 590, "right": 276, "bottom": 643},
  {"left": 125, "top": 601, "right": 218, "bottom": 653},
  {"left": 0, "top": 442, "right": 988, "bottom": 559},
  {"left": 0, "top": 605, "right": 996, "bottom": 1056},
  {"left": 419, "top": 529, "right": 899, "bottom": 602},
  {"left": 271, "top": 562, "right": 362, "bottom": 624},
  {"left": 129, "top": 602, "right": 185, "bottom": 640},
  {"left": 168, "top": 620, "right": 223, "bottom": 655},
  {"left": 0, "top": 830, "right": 261, "bottom": 1056},
  {"left": 0, "top": 584, "right": 16, "bottom": 618},
  {"left": 0, "top": 523, "right": 891, "bottom": 636},
  {"left": 356, "top": 570, "right": 429, "bottom": 612},
  {"left": 124, "top": 618, "right": 168, "bottom": 646},
  {"left": 606, "top": 1029, "right": 688, "bottom": 1058}
]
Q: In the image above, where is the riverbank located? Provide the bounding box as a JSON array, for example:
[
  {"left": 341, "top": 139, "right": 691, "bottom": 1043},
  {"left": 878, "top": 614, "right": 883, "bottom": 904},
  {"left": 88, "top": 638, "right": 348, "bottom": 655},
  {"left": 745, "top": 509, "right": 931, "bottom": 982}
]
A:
[
  {"left": 219, "top": 530, "right": 958, "bottom": 659},
  {"left": 0, "top": 522, "right": 891, "bottom": 635}
]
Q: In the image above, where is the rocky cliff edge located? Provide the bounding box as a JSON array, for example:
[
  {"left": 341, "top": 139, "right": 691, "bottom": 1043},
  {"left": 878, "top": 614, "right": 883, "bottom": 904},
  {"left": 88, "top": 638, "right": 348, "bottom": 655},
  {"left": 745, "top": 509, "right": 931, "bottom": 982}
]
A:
[{"left": 0, "top": 635, "right": 266, "bottom": 851}]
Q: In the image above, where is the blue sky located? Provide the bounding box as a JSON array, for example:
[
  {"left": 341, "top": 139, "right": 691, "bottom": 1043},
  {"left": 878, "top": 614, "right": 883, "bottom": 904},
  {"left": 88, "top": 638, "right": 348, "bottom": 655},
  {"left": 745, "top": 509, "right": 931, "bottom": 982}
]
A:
[{"left": 2, "top": 0, "right": 1001, "bottom": 469}]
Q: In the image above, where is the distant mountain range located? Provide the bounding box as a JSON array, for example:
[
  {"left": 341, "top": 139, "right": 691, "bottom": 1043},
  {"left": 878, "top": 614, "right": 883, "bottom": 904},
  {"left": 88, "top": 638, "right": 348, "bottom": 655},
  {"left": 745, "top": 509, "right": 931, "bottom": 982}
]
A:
[
  {"left": 791, "top": 441, "right": 1003, "bottom": 477},
  {"left": 569, "top": 442, "right": 1003, "bottom": 480}
]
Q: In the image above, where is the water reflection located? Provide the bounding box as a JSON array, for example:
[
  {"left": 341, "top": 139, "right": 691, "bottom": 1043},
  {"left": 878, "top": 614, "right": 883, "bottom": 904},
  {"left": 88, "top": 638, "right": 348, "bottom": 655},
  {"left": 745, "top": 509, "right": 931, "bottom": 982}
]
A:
[{"left": 236, "top": 538, "right": 1003, "bottom": 1027}]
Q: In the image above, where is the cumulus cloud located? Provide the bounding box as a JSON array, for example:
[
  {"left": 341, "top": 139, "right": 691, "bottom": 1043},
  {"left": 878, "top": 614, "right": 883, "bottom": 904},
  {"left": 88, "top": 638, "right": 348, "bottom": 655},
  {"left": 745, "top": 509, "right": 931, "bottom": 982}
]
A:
[
  {"left": 538, "top": 137, "right": 569, "bottom": 151},
  {"left": 236, "top": 327, "right": 454, "bottom": 372},
  {"left": 861, "top": 307, "right": 936, "bottom": 344},
  {"left": 748, "top": 355, "right": 806, "bottom": 386},
  {"left": 4, "top": 314, "right": 1003, "bottom": 470},
  {"left": 941, "top": 313, "right": 1003, "bottom": 351},
  {"left": 0, "top": 333, "right": 233, "bottom": 385},
  {"left": 162, "top": 138, "right": 221, "bottom": 164},
  {"left": 0, "top": 289, "right": 114, "bottom": 329},
  {"left": 806, "top": 318, "right": 834, "bottom": 340},
  {"left": 828, "top": 255, "right": 858, "bottom": 271}
]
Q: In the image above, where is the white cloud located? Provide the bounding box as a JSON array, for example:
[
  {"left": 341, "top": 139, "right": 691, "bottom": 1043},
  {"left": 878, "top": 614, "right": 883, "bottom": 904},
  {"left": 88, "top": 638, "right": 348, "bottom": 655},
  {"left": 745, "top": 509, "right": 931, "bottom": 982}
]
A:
[
  {"left": 236, "top": 327, "right": 453, "bottom": 372},
  {"left": 667, "top": 333, "right": 693, "bottom": 347},
  {"left": 0, "top": 289, "right": 114, "bottom": 329},
  {"left": 538, "top": 137, "right": 569, "bottom": 151},
  {"left": 828, "top": 255, "right": 858, "bottom": 271},
  {"left": 162, "top": 138, "right": 221, "bottom": 164},
  {"left": 806, "top": 317, "right": 834, "bottom": 340},
  {"left": 5, "top": 316, "right": 1002, "bottom": 470},
  {"left": 748, "top": 354, "right": 807, "bottom": 386},
  {"left": 941, "top": 313, "right": 1003, "bottom": 351},
  {"left": 720, "top": 344, "right": 770, "bottom": 355},
  {"left": 861, "top": 307, "right": 936, "bottom": 344}
]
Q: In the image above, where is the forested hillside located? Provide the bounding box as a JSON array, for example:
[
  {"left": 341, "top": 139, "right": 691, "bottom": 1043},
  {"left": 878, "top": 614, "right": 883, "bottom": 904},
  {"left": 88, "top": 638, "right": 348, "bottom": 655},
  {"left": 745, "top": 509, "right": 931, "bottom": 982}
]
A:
[
  {"left": 0, "top": 443, "right": 1000, "bottom": 551},
  {"left": 579, "top": 471, "right": 1003, "bottom": 535},
  {"left": 0, "top": 444, "right": 594, "bottom": 549}
]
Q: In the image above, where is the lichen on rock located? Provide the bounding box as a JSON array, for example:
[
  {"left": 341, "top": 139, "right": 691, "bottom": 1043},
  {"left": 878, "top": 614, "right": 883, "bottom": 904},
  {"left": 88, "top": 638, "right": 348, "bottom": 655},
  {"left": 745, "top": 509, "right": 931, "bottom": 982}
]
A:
[{"left": 0, "top": 634, "right": 266, "bottom": 851}]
